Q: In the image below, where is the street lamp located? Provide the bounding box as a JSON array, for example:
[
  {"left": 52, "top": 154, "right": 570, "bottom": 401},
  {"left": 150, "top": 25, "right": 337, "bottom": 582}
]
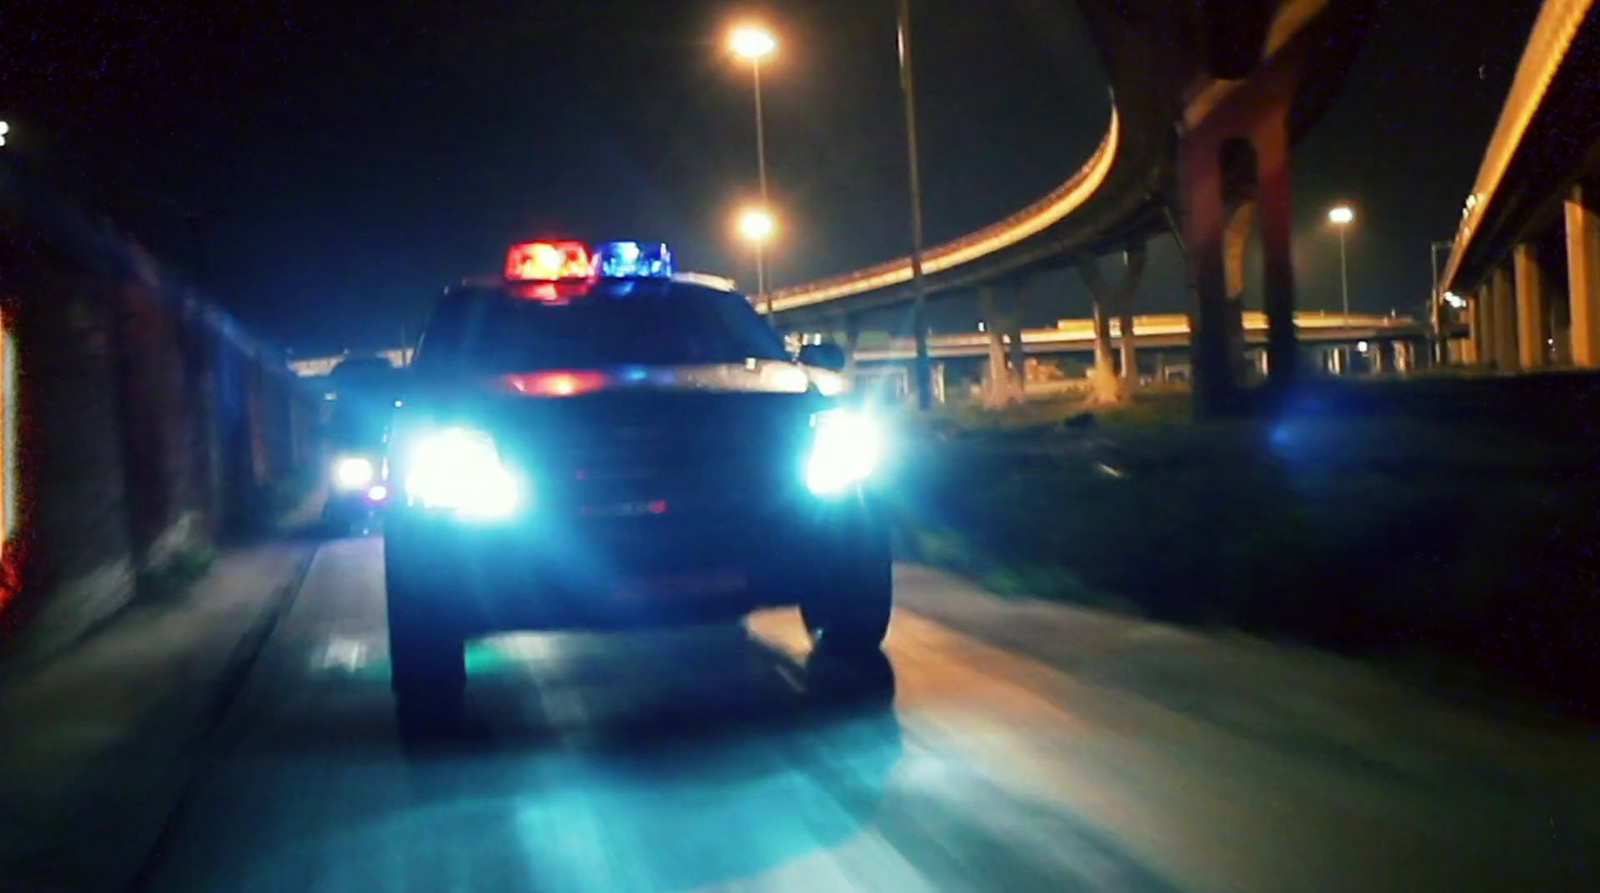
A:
[
  {"left": 728, "top": 24, "right": 777, "bottom": 306},
  {"left": 737, "top": 206, "right": 776, "bottom": 314},
  {"left": 896, "top": 0, "right": 932, "bottom": 410},
  {"left": 0, "top": 121, "right": 10, "bottom": 148},
  {"left": 1328, "top": 205, "right": 1355, "bottom": 316}
]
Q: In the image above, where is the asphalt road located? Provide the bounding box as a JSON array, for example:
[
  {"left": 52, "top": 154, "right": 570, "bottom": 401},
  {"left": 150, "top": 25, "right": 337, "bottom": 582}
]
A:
[{"left": 131, "top": 536, "right": 1600, "bottom": 893}]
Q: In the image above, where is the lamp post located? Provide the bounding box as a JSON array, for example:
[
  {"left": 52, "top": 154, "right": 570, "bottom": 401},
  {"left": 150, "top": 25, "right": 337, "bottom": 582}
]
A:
[
  {"left": 896, "top": 0, "right": 932, "bottom": 410},
  {"left": 737, "top": 206, "right": 777, "bottom": 315},
  {"left": 1328, "top": 205, "right": 1355, "bottom": 316},
  {"left": 729, "top": 25, "right": 777, "bottom": 307}
]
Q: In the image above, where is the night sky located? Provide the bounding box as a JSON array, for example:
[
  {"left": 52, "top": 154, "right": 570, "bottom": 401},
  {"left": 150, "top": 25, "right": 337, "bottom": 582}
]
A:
[{"left": 3, "top": 0, "right": 1543, "bottom": 354}]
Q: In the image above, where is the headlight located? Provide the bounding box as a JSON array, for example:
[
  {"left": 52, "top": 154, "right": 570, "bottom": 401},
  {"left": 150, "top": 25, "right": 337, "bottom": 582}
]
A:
[
  {"left": 402, "top": 427, "right": 521, "bottom": 519},
  {"left": 333, "top": 455, "right": 375, "bottom": 490},
  {"left": 805, "top": 409, "right": 883, "bottom": 496}
]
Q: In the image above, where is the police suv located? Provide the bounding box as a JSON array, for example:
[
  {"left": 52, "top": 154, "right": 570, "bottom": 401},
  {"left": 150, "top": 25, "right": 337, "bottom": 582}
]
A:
[{"left": 384, "top": 240, "right": 892, "bottom": 725}]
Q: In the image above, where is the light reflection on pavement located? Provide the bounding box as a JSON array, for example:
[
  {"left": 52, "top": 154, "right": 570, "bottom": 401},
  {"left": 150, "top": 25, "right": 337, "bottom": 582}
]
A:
[{"left": 133, "top": 537, "right": 1600, "bottom": 893}]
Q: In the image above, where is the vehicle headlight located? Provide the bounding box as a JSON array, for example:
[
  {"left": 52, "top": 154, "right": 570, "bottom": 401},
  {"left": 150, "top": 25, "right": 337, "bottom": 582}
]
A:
[
  {"left": 402, "top": 427, "right": 521, "bottom": 519},
  {"left": 333, "top": 455, "right": 375, "bottom": 490},
  {"left": 805, "top": 409, "right": 883, "bottom": 496}
]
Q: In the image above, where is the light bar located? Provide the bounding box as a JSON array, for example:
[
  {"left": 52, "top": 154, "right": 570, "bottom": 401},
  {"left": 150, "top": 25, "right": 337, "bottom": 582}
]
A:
[
  {"left": 505, "top": 241, "right": 594, "bottom": 282},
  {"left": 595, "top": 241, "right": 673, "bottom": 279}
]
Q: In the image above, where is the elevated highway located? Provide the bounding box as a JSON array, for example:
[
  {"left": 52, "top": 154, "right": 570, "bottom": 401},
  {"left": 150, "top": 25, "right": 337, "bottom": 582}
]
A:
[
  {"left": 764, "top": 0, "right": 1376, "bottom": 330},
  {"left": 1438, "top": 0, "right": 1600, "bottom": 371}
]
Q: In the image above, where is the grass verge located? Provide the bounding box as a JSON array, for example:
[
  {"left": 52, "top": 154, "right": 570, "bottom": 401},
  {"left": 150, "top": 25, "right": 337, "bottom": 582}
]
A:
[{"left": 891, "top": 376, "right": 1600, "bottom": 716}]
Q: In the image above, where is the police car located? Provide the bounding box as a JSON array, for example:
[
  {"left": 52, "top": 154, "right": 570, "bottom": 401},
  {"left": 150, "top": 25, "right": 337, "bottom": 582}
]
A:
[{"left": 384, "top": 240, "right": 892, "bottom": 725}]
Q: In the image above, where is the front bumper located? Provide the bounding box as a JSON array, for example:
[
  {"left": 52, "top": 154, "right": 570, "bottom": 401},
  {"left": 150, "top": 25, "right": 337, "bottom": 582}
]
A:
[{"left": 384, "top": 493, "right": 887, "bottom": 635}]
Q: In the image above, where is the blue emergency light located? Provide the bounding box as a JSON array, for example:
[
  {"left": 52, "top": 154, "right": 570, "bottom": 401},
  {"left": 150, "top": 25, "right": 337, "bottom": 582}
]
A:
[{"left": 595, "top": 241, "right": 674, "bottom": 279}]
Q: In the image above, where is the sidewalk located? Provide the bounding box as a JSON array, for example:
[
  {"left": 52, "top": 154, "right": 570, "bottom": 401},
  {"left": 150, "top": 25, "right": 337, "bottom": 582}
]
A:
[{"left": 0, "top": 541, "right": 317, "bottom": 893}]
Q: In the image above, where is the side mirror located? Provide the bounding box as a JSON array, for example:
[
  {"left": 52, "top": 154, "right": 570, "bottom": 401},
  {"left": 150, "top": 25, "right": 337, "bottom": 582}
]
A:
[{"left": 797, "top": 341, "right": 848, "bottom": 373}]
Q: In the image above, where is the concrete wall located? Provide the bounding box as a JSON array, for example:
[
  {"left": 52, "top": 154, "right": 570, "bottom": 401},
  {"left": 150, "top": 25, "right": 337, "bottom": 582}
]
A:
[{"left": 0, "top": 172, "right": 314, "bottom": 658}]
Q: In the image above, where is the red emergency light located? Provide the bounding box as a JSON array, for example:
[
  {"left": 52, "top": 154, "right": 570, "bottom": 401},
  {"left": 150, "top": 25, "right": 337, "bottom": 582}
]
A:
[
  {"left": 504, "top": 241, "right": 594, "bottom": 282},
  {"left": 502, "top": 370, "right": 611, "bottom": 398}
]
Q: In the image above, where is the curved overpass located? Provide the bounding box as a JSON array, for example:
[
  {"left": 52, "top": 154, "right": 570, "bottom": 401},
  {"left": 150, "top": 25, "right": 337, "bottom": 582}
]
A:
[{"left": 765, "top": 0, "right": 1375, "bottom": 326}]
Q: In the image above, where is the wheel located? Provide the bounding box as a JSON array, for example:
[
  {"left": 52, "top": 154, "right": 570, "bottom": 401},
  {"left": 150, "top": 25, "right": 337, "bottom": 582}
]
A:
[
  {"left": 386, "top": 570, "right": 466, "bottom": 735},
  {"left": 801, "top": 551, "right": 892, "bottom": 655}
]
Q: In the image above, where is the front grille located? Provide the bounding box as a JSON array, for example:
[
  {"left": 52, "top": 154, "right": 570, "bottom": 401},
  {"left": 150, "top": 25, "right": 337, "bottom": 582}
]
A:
[{"left": 509, "top": 424, "right": 799, "bottom": 515}]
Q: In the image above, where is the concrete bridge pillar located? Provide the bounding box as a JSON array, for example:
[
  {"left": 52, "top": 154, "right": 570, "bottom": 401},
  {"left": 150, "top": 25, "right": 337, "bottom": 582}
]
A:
[
  {"left": 1564, "top": 186, "right": 1600, "bottom": 367},
  {"left": 1492, "top": 265, "right": 1518, "bottom": 370},
  {"left": 977, "top": 287, "right": 1016, "bottom": 407},
  {"left": 1181, "top": 129, "right": 1236, "bottom": 415},
  {"left": 1514, "top": 243, "right": 1548, "bottom": 369},
  {"left": 977, "top": 278, "right": 1027, "bottom": 400},
  {"left": 1077, "top": 248, "right": 1146, "bottom": 403},
  {"left": 842, "top": 313, "right": 862, "bottom": 381},
  {"left": 1254, "top": 111, "right": 1298, "bottom": 384},
  {"left": 1476, "top": 283, "right": 1497, "bottom": 367},
  {"left": 1222, "top": 200, "right": 1254, "bottom": 381},
  {"left": 1463, "top": 292, "right": 1483, "bottom": 364},
  {"left": 1178, "top": 42, "right": 1304, "bottom": 416},
  {"left": 1116, "top": 251, "right": 1141, "bottom": 385}
]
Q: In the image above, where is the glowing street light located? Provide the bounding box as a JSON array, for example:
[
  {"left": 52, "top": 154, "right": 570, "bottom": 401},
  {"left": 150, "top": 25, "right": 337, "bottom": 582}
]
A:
[
  {"left": 0, "top": 121, "right": 10, "bottom": 148},
  {"left": 729, "top": 25, "right": 777, "bottom": 60},
  {"left": 1328, "top": 205, "right": 1356, "bottom": 315},
  {"left": 737, "top": 206, "right": 777, "bottom": 313},
  {"left": 738, "top": 206, "right": 775, "bottom": 243}
]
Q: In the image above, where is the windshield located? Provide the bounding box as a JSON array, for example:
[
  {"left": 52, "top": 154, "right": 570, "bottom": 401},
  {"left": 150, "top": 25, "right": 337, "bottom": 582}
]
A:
[{"left": 419, "top": 283, "right": 790, "bottom": 372}]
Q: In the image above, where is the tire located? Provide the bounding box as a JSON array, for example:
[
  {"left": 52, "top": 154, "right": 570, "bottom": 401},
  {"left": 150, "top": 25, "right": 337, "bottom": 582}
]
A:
[
  {"left": 387, "top": 571, "right": 466, "bottom": 735},
  {"left": 802, "top": 550, "right": 892, "bottom": 655}
]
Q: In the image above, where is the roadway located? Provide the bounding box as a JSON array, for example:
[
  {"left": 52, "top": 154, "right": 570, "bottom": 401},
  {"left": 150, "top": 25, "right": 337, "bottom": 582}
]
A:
[{"left": 111, "top": 535, "right": 1599, "bottom": 893}]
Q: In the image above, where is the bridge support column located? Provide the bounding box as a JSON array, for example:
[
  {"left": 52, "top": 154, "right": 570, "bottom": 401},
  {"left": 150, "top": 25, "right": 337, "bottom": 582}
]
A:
[
  {"left": 842, "top": 314, "right": 862, "bottom": 382},
  {"left": 1254, "top": 112, "right": 1298, "bottom": 385},
  {"left": 1222, "top": 202, "right": 1253, "bottom": 382},
  {"left": 1477, "top": 283, "right": 1497, "bottom": 367},
  {"left": 1492, "top": 265, "right": 1518, "bottom": 370},
  {"left": 1180, "top": 132, "right": 1235, "bottom": 416},
  {"left": 996, "top": 280, "right": 1027, "bottom": 399},
  {"left": 1514, "top": 243, "right": 1548, "bottom": 370},
  {"left": 1117, "top": 272, "right": 1139, "bottom": 386},
  {"left": 977, "top": 287, "right": 1016, "bottom": 407},
  {"left": 1463, "top": 292, "right": 1482, "bottom": 364},
  {"left": 1179, "top": 59, "right": 1306, "bottom": 415},
  {"left": 1090, "top": 287, "right": 1118, "bottom": 402},
  {"left": 1078, "top": 248, "right": 1146, "bottom": 404},
  {"left": 1564, "top": 187, "right": 1600, "bottom": 367}
]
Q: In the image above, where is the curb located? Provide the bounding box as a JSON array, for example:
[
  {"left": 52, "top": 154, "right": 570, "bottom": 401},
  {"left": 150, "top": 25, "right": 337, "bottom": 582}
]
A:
[{"left": 118, "top": 544, "right": 319, "bottom": 893}]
